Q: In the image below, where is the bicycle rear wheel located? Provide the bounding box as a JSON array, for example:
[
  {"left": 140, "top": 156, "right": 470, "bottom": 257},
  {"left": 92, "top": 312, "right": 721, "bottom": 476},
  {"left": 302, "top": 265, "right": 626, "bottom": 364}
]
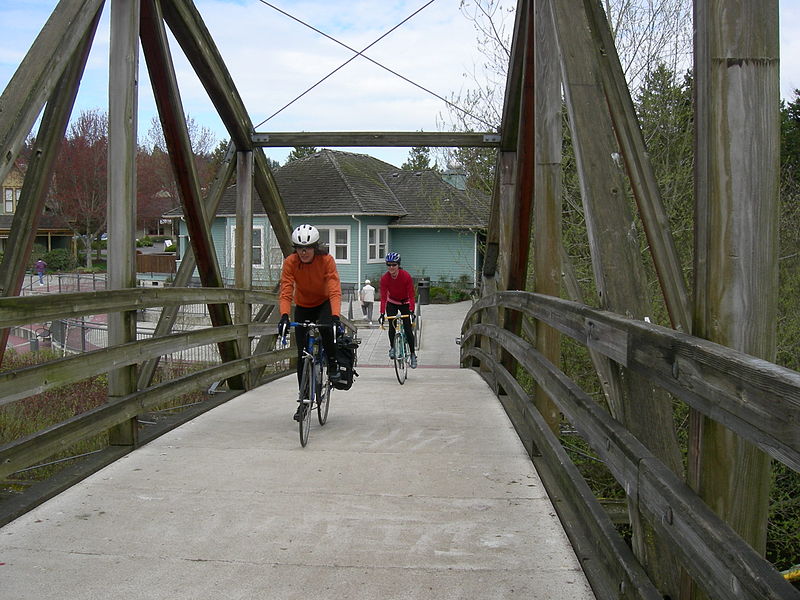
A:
[
  {"left": 413, "top": 316, "right": 422, "bottom": 351},
  {"left": 317, "top": 365, "right": 332, "bottom": 425},
  {"left": 298, "top": 359, "right": 314, "bottom": 446},
  {"left": 393, "top": 333, "right": 407, "bottom": 385}
]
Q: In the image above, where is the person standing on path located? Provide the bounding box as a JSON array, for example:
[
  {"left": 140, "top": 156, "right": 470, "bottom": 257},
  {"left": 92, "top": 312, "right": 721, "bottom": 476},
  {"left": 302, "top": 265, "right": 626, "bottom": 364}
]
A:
[
  {"left": 35, "top": 259, "right": 47, "bottom": 285},
  {"left": 360, "top": 279, "right": 375, "bottom": 324},
  {"left": 378, "top": 252, "right": 417, "bottom": 368}
]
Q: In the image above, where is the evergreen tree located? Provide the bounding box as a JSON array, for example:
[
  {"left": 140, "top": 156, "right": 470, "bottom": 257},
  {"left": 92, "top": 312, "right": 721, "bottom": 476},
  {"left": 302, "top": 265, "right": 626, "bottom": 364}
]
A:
[
  {"left": 285, "top": 146, "right": 318, "bottom": 163},
  {"left": 402, "top": 145, "right": 434, "bottom": 171},
  {"left": 780, "top": 89, "right": 800, "bottom": 171}
]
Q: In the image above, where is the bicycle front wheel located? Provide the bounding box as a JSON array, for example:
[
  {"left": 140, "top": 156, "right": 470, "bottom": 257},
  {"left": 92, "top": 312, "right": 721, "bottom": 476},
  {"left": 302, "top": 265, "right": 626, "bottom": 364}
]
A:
[
  {"left": 318, "top": 364, "right": 332, "bottom": 425},
  {"left": 393, "top": 334, "right": 407, "bottom": 385},
  {"left": 299, "top": 358, "right": 314, "bottom": 447}
]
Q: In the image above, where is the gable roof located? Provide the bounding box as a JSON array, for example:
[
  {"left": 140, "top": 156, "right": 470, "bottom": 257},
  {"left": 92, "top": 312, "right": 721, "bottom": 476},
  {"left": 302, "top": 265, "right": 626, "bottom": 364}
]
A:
[
  {"left": 166, "top": 149, "right": 488, "bottom": 229},
  {"left": 382, "top": 169, "right": 488, "bottom": 228}
]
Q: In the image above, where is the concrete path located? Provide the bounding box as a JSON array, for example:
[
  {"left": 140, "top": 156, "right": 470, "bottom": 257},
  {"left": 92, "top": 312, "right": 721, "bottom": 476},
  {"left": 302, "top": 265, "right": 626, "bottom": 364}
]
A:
[{"left": 0, "top": 302, "right": 595, "bottom": 599}]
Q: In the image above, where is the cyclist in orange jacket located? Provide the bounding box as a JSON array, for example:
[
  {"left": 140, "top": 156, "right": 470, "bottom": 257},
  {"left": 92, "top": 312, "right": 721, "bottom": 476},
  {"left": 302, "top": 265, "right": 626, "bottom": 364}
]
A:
[
  {"left": 378, "top": 251, "right": 417, "bottom": 368},
  {"left": 278, "top": 224, "right": 343, "bottom": 420}
]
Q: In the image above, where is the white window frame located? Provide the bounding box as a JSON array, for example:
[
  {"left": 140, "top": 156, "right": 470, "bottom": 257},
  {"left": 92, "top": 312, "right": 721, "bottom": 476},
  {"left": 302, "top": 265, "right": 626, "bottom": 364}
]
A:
[
  {"left": 367, "top": 226, "right": 388, "bottom": 263},
  {"left": 317, "top": 225, "right": 351, "bottom": 264},
  {"left": 229, "top": 224, "right": 266, "bottom": 269},
  {"left": 268, "top": 227, "right": 283, "bottom": 272},
  {"left": 4, "top": 188, "right": 17, "bottom": 214}
]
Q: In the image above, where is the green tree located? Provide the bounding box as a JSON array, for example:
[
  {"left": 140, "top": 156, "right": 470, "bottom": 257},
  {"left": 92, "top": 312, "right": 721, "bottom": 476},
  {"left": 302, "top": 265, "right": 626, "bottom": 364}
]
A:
[
  {"left": 402, "top": 145, "right": 435, "bottom": 171},
  {"left": 635, "top": 64, "right": 694, "bottom": 286},
  {"left": 285, "top": 146, "right": 318, "bottom": 163},
  {"left": 780, "top": 89, "right": 800, "bottom": 170}
]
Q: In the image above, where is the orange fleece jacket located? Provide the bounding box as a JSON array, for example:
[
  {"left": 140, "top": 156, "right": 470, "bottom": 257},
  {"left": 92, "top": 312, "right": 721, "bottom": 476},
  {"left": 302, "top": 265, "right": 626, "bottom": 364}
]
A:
[{"left": 279, "top": 252, "right": 342, "bottom": 316}]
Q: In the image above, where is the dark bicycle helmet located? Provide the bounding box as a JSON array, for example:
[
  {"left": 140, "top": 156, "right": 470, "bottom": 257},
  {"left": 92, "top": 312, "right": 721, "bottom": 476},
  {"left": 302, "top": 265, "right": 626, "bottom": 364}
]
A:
[
  {"left": 291, "top": 224, "right": 320, "bottom": 246},
  {"left": 385, "top": 251, "right": 401, "bottom": 264}
]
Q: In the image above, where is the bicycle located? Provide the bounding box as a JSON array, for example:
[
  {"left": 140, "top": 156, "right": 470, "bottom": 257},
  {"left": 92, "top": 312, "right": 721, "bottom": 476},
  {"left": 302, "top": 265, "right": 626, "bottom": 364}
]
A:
[
  {"left": 382, "top": 313, "right": 413, "bottom": 385},
  {"left": 282, "top": 320, "right": 335, "bottom": 447}
]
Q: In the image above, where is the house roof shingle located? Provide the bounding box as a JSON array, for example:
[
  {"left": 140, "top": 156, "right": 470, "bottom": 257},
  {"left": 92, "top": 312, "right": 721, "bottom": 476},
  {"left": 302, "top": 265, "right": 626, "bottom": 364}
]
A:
[{"left": 166, "top": 149, "right": 488, "bottom": 229}]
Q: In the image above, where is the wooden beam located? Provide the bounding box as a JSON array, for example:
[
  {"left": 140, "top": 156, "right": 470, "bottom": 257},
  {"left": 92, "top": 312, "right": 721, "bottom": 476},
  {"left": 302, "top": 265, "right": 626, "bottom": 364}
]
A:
[
  {"left": 0, "top": 10, "right": 100, "bottom": 365},
  {"left": 140, "top": 0, "right": 242, "bottom": 388},
  {"left": 135, "top": 143, "right": 237, "bottom": 389},
  {"left": 0, "top": 287, "right": 277, "bottom": 328},
  {"left": 250, "top": 131, "right": 500, "bottom": 148},
  {"left": 692, "top": 0, "right": 780, "bottom": 560},
  {"left": 581, "top": 0, "right": 691, "bottom": 334},
  {"left": 160, "top": 0, "right": 292, "bottom": 257},
  {"left": 498, "top": 0, "right": 528, "bottom": 152},
  {"left": 533, "top": 0, "right": 561, "bottom": 434},
  {"left": 160, "top": 0, "right": 254, "bottom": 149},
  {"left": 0, "top": 0, "right": 104, "bottom": 182},
  {"left": 107, "top": 0, "right": 140, "bottom": 447}
]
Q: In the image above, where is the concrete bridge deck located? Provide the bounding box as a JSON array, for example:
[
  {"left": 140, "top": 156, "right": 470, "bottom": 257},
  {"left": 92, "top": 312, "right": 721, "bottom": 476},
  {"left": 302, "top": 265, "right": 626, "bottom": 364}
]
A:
[{"left": 0, "top": 302, "right": 594, "bottom": 599}]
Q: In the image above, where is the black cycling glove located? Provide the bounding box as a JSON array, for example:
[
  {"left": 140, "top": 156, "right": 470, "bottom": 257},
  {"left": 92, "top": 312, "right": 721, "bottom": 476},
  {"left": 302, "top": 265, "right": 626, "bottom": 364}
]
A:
[{"left": 278, "top": 313, "right": 290, "bottom": 338}]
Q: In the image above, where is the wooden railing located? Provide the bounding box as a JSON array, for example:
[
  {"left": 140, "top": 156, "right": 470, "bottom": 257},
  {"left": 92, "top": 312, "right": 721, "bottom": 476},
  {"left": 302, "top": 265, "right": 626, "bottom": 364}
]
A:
[
  {"left": 460, "top": 291, "right": 800, "bottom": 600},
  {"left": 0, "top": 287, "right": 357, "bottom": 525}
]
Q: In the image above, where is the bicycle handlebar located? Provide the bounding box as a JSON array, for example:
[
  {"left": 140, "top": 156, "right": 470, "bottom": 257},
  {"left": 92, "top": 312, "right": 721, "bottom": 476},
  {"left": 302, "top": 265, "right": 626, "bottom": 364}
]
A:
[{"left": 380, "top": 313, "right": 414, "bottom": 330}]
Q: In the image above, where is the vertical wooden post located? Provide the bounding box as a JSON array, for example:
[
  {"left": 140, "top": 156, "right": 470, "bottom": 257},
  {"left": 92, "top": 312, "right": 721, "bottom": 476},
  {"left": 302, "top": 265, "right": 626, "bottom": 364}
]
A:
[
  {"left": 501, "top": 0, "right": 535, "bottom": 379},
  {"left": 691, "top": 0, "right": 778, "bottom": 565},
  {"left": 235, "top": 150, "right": 253, "bottom": 387},
  {"left": 553, "top": 0, "right": 682, "bottom": 594},
  {"left": 107, "top": 0, "right": 140, "bottom": 446},
  {"left": 533, "top": 0, "right": 561, "bottom": 434}
]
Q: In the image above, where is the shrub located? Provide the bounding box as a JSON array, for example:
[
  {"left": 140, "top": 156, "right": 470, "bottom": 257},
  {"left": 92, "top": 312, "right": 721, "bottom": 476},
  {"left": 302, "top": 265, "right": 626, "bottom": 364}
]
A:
[
  {"left": 429, "top": 286, "right": 450, "bottom": 303},
  {"left": 136, "top": 236, "right": 154, "bottom": 247},
  {"left": 42, "top": 248, "right": 77, "bottom": 272},
  {"left": 164, "top": 243, "right": 177, "bottom": 253}
]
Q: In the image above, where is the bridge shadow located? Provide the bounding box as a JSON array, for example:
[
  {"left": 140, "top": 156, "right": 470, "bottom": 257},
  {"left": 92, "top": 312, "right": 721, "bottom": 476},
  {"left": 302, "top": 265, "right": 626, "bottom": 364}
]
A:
[{"left": 0, "top": 303, "right": 594, "bottom": 599}]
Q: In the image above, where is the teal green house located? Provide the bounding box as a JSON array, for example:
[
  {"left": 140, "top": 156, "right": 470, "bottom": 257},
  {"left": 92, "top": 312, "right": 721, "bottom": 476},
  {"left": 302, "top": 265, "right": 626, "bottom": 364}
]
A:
[{"left": 166, "top": 149, "right": 488, "bottom": 292}]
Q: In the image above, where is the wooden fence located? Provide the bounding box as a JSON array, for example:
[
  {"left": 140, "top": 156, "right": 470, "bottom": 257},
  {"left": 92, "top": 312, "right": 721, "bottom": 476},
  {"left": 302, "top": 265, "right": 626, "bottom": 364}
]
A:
[
  {"left": 0, "top": 287, "right": 357, "bottom": 526},
  {"left": 460, "top": 291, "right": 800, "bottom": 600}
]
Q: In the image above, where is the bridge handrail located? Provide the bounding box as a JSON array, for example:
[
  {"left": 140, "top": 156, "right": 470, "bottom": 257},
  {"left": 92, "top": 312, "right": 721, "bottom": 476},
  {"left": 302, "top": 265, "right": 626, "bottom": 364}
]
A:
[
  {"left": 0, "top": 287, "right": 360, "bottom": 488},
  {"left": 465, "top": 291, "right": 800, "bottom": 472},
  {"left": 0, "top": 287, "right": 278, "bottom": 329},
  {"left": 461, "top": 291, "right": 800, "bottom": 600}
]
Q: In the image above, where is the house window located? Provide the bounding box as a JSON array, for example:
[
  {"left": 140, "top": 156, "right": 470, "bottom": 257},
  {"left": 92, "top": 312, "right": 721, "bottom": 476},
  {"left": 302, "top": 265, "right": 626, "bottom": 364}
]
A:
[
  {"left": 367, "top": 226, "right": 388, "bottom": 262},
  {"left": 268, "top": 231, "right": 283, "bottom": 271},
  {"left": 4, "top": 188, "right": 19, "bottom": 214},
  {"left": 230, "top": 225, "right": 265, "bottom": 269},
  {"left": 318, "top": 226, "right": 350, "bottom": 263}
]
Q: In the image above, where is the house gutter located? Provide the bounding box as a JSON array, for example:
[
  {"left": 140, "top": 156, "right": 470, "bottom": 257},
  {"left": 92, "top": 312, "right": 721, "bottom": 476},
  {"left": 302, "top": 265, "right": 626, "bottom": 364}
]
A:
[{"left": 351, "top": 214, "right": 362, "bottom": 287}]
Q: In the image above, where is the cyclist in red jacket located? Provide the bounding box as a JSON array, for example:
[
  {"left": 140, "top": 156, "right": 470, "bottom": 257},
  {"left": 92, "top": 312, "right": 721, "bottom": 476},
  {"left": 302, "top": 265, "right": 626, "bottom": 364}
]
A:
[{"left": 378, "top": 252, "right": 417, "bottom": 368}]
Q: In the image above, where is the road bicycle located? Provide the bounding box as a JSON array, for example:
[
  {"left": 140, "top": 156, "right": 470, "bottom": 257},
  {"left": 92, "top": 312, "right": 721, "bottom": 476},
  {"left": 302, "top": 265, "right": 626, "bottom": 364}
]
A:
[
  {"left": 383, "top": 313, "right": 413, "bottom": 385},
  {"left": 282, "top": 321, "right": 335, "bottom": 447}
]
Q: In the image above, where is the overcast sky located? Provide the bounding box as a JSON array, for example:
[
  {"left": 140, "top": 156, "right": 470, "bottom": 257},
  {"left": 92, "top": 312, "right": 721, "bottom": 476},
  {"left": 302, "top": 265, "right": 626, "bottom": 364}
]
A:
[{"left": 1, "top": 0, "right": 798, "bottom": 168}]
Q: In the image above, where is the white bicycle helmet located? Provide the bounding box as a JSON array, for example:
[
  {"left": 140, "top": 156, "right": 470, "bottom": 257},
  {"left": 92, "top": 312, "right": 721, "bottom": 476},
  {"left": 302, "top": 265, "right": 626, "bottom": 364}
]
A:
[{"left": 291, "top": 224, "right": 320, "bottom": 246}]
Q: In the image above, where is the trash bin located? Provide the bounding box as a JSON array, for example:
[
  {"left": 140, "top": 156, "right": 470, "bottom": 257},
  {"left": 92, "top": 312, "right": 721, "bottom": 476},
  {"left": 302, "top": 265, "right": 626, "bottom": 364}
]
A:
[{"left": 417, "top": 277, "right": 430, "bottom": 305}]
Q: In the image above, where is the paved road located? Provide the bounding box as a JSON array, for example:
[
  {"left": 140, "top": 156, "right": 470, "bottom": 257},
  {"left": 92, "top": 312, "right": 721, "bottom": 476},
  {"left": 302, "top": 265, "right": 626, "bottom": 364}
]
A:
[{"left": 0, "top": 301, "right": 595, "bottom": 599}]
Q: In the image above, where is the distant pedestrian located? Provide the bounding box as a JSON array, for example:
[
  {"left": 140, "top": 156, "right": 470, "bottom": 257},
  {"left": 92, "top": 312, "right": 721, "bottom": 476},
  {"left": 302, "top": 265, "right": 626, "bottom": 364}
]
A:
[
  {"left": 360, "top": 279, "right": 375, "bottom": 324},
  {"left": 35, "top": 259, "right": 47, "bottom": 285}
]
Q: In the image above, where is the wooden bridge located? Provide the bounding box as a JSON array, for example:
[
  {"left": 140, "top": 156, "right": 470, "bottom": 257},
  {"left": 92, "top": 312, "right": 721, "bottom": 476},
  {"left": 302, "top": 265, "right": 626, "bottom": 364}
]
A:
[{"left": 1, "top": 1, "right": 798, "bottom": 599}]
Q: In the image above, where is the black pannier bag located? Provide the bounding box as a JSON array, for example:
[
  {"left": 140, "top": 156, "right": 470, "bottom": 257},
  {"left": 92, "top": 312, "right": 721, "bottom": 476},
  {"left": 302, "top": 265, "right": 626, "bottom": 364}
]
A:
[{"left": 332, "top": 334, "right": 359, "bottom": 390}]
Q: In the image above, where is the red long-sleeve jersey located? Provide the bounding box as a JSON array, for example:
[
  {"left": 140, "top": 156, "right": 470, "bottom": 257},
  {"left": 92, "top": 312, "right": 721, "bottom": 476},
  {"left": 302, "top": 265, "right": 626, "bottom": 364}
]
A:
[{"left": 379, "top": 268, "right": 415, "bottom": 313}]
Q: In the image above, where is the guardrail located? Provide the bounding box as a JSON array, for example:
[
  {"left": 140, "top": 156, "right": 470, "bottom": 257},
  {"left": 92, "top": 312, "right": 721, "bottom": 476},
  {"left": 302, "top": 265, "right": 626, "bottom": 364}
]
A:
[
  {"left": 0, "top": 287, "right": 358, "bottom": 525},
  {"left": 460, "top": 291, "right": 800, "bottom": 600}
]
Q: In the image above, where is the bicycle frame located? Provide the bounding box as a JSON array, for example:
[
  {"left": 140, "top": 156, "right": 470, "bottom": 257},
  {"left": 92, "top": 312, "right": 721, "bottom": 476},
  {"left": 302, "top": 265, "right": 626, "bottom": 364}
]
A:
[
  {"left": 385, "top": 314, "right": 412, "bottom": 384},
  {"left": 282, "top": 321, "right": 335, "bottom": 446}
]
